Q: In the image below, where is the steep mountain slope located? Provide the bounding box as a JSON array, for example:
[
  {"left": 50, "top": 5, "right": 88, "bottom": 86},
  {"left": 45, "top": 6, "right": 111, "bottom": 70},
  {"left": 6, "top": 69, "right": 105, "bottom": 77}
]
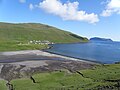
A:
[
  {"left": 0, "top": 22, "right": 88, "bottom": 51},
  {"left": 0, "top": 22, "right": 88, "bottom": 43}
]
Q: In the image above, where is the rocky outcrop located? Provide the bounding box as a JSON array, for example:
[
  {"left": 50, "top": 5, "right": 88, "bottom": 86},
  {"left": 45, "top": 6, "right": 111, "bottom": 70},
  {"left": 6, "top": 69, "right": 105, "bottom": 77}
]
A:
[{"left": 0, "top": 60, "right": 95, "bottom": 81}]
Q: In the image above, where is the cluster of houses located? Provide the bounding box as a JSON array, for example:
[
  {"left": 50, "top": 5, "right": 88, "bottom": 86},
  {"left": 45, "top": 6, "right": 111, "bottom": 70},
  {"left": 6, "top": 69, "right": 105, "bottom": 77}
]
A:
[{"left": 28, "top": 40, "right": 54, "bottom": 45}]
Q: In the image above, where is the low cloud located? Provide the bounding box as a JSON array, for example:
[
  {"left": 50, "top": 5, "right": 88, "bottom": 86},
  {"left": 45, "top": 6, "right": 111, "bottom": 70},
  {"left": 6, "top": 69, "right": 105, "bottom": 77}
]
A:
[
  {"left": 29, "top": 4, "right": 34, "bottom": 10},
  {"left": 19, "top": 0, "right": 26, "bottom": 3},
  {"left": 101, "top": 0, "right": 120, "bottom": 17},
  {"left": 37, "top": 0, "right": 99, "bottom": 24}
]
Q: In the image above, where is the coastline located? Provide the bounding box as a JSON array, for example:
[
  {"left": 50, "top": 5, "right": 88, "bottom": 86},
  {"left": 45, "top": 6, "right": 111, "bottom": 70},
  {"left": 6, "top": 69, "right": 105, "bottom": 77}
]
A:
[
  {"left": 43, "top": 43, "right": 102, "bottom": 64},
  {"left": 0, "top": 50, "right": 98, "bottom": 80},
  {"left": 0, "top": 50, "right": 99, "bottom": 64},
  {"left": 43, "top": 49, "right": 102, "bottom": 64}
]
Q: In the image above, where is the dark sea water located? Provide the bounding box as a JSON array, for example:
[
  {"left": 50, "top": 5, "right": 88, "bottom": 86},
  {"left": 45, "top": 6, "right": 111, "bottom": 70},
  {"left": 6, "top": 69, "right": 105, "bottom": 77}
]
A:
[{"left": 46, "top": 41, "right": 120, "bottom": 64}]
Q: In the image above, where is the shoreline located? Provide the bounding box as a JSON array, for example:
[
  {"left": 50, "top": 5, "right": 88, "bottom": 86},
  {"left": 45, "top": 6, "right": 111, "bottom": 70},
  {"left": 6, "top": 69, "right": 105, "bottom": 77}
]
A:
[
  {"left": 0, "top": 50, "right": 100, "bottom": 64},
  {"left": 43, "top": 43, "right": 103, "bottom": 64},
  {"left": 0, "top": 50, "right": 98, "bottom": 80},
  {"left": 43, "top": 49, "right": 102, "bottom": 64}
]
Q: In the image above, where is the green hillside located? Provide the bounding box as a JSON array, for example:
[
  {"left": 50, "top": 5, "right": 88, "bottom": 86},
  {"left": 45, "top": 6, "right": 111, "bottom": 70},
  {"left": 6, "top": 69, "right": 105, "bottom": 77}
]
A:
[
  {"left": 1, "top": 63, "right": 120, "bottom": 90},
  {"left": 0, "top": 22, "right": 88, "bottom": 51},
  {"left": 0, "top": 22, "right": 88, "bottom": 43}
]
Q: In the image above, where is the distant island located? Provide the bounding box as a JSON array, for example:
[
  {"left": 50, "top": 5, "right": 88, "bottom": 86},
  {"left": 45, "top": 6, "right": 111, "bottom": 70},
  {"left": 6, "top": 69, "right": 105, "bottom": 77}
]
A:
[
  {"left": 0, "top": 0, "right": 120, "bottom": 89},
  {"left": 0, "top": 23, "right": 120, "bottom": 90},
  {"left": 90, "top": 37, "right": 113, "bottom": 42}
]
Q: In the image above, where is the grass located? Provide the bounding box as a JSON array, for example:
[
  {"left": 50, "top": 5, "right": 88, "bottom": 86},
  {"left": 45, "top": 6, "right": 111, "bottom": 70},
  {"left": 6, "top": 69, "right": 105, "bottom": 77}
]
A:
[
  {"left": 9, "top": 63, "right": 120, "bottom": 90},
  {"left": 81, "top": 64, "right": 120, "bottom": 81},
  {"left": 11, "top": 71, "right": 94, "bottom": 90},
  {"left": 0, "top": 80, "right": 7, "bottom": 90},
  {"left": 1, "top": 22, "right": 119, "bottom": 89},
  {"left": 0, "top": 22, "right": 88, "bottom": 51},
  {"left": 0, "top": 41, "right": 48, "bottom": 52}
]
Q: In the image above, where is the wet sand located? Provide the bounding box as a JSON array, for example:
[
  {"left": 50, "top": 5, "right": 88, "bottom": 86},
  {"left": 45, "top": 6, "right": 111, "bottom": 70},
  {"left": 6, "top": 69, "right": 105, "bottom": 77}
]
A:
[
  {"left": 0, "top": 50, "right": 97, "bottom": 64},
  {"left": 0, "top": 50, "right": 99, "bottom": 80}
]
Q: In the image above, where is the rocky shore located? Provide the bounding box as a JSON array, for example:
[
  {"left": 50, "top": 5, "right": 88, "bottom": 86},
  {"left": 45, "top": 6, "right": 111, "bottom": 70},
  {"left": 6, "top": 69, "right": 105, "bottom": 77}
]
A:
[{"left": 0, "top": 50, "right": 98, "bottom": 81}]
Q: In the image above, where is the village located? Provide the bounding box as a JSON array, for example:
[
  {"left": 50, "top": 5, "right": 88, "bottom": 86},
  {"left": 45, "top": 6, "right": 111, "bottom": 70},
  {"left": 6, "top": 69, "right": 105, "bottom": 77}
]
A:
[{"left": 18, "top": 40, "right": 54, "bottom": 45}]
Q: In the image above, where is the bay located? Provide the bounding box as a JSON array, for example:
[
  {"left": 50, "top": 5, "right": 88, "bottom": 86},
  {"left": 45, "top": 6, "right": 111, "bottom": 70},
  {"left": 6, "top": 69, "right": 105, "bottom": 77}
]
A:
[{"left": 46, "top": 41, "right": 120, "bottom": 64}]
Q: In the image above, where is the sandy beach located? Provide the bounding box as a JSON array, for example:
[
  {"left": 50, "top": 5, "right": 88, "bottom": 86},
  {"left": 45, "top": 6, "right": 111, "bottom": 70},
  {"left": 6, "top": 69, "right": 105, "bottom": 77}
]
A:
[{"left": 0, "top": 50, "right": 97, "bottom": 64}]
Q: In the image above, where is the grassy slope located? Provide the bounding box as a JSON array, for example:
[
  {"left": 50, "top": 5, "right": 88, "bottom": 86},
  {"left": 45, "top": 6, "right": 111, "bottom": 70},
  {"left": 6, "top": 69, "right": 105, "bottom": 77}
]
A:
[
  {"left": 10, "top": 63, "right": 120, "bottom": 90},
  {"left": 0, "top": 22, "right": 88, "bottom": 51},
  {"left": 0, "top": 80, "right": 7, "bottom": 90},
  {"left": 0, "top": 42, "right": 48, "bottom": 51}
]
